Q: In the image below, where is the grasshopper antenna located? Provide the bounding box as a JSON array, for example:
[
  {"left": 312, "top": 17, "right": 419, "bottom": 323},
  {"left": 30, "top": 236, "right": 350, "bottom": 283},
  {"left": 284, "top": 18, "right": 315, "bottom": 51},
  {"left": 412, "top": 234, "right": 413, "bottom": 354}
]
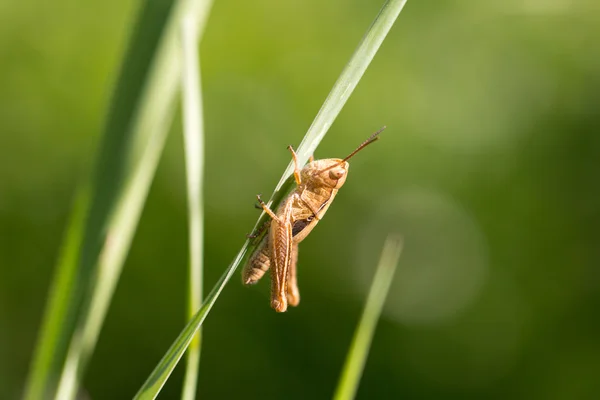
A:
[
  {"left": 340, "top": 125, "right": 385, "bottom": 163},
  {"left": 317, "top": 126, "right": 386, "bottom": 174}
]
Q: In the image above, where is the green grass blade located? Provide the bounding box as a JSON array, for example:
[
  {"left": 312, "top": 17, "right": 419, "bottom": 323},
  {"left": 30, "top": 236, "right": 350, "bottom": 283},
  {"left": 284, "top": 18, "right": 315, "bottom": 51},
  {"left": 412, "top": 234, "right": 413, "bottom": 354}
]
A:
[
  {"left": 180, "top": 9, "right": 211, "bottom": 400},
  {"left": 25, "top": 0, "right": 177, "bottom": 397},
  {"left": 134, "top": 244, "right": 251, "bottom": 400},
  {"left": 24, "top": 1, "right": 213, "bottom": 399},
  {"left": 23, "top": 189, "right": 89, "bottom": 400},
  {"left": 273, "top": 0, "right": 409, "bottom": 193},
  {"left": 134, "top": 1, "right": 409, "bottom": 398},
  {"left": 333, "top": 235, "right": 404, "bottom": 400}
]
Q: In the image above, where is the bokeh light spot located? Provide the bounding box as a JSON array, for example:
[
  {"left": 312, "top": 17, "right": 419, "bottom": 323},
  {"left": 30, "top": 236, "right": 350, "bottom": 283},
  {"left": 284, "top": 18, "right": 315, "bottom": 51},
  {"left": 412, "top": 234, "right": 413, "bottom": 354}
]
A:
[{"left": 355, "top": 187, "right": 489, "bottom": 325}]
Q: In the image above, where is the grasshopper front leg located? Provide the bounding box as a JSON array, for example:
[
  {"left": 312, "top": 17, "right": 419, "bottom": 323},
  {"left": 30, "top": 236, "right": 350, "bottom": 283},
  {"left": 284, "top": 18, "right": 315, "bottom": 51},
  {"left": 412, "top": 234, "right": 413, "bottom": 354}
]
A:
[{"left": 287, "top": 145, "right": 302, "bottom": 185}]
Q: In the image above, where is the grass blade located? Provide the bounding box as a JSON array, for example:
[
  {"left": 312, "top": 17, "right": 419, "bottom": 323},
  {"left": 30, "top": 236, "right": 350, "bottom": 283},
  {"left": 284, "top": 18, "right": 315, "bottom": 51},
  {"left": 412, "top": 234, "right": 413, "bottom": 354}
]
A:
[
  {"left": 180, "top": 9, "right": 210, "bottom": 400},
  {"left": 134, "top": 246, "right": 250, "bottom": 400},
  {"left": 25, "top": 0, "right": 177, "bottom": 396},
  {"left": 273, "top": 0, "right": 409, "bottom": 192},
  {"left": 23, "top": 189, "right": 89, "bottom": 400},
  {"left": 25, "top": 1, "right": 213, "bottom": 399},
  {"left": 134, "top": 1, "right": 409, "bottom": 397},
  {"left": 333, "top": 235, "right": 404, "bottom": 400}
]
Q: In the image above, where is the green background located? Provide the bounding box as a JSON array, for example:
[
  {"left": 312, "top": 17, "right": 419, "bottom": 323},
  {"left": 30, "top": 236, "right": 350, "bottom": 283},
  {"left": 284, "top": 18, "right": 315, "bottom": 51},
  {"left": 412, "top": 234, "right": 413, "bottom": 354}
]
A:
[{"left": 2, "top": 0, "right": 600, "bottom": 398}]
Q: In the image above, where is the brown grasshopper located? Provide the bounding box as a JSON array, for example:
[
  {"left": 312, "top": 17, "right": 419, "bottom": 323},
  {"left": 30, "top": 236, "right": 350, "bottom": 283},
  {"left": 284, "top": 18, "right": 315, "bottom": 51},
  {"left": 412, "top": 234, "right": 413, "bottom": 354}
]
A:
[{"left": 242, "top": 127, "right": 385, "bottom": 312}]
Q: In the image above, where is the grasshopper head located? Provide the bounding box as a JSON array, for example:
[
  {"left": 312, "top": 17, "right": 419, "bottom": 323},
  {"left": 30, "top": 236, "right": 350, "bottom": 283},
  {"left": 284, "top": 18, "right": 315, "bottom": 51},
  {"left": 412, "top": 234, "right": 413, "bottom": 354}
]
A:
[
  {"left": 303, "top": 126, "right": 386, "bottom": 189},
  {"left": 305, "top": 159, "right": 349, "bottom": 189}
]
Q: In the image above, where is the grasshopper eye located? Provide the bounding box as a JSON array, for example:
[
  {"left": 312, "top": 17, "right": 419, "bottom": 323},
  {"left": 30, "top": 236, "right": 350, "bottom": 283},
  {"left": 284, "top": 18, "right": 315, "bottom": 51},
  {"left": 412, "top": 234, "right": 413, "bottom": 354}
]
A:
[{"left": 329, "top": 168, "right": 345, "bottom": 180}]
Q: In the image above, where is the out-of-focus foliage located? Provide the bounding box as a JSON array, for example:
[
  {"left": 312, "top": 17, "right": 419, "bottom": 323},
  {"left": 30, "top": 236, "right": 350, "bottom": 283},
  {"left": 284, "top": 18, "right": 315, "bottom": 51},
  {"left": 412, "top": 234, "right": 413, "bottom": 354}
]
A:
[{"left": 1, "top": 0, "right": 599, "bottom": 399}]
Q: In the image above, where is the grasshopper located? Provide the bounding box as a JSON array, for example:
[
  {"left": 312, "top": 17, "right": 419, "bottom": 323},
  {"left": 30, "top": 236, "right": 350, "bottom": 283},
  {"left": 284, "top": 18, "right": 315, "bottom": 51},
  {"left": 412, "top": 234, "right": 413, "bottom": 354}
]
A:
[{"left": 242, "top": 127, "right": 385, "bottom": 312}]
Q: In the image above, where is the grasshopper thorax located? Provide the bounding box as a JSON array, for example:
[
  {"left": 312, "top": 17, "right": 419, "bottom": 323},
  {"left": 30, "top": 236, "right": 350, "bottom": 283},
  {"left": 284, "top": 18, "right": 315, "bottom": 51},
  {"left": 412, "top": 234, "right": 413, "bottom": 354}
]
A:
[{"left": 303, "top": 159, "right": 349, "bottom": 189}]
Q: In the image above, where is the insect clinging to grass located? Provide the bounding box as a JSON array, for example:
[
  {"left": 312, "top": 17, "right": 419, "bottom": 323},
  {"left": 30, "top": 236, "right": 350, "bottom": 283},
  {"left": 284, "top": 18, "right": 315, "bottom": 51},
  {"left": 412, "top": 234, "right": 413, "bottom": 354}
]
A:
[{"left": 242, "top": 127, "right": 385, "bottom": 312}]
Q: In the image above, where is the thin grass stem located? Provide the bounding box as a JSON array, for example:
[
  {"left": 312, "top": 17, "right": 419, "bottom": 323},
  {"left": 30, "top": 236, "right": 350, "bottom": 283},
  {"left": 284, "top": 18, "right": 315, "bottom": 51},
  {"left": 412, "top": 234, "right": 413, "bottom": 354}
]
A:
[
  {"left": 25, "top": 1, "right": 214, "bottom": 399},
  {"left": 333, "top": 234, "right": 404, "bottom": 400},
  {"left": 180, "top": 9, "right": 210, "bottom": 400}
]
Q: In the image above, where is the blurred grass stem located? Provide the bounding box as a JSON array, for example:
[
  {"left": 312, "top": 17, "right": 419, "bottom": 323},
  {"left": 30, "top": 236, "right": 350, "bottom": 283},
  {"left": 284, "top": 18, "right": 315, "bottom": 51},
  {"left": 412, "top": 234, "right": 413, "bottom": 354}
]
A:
[
  {"left": 24, "top": 1, "right": 213, "bottom": 399},
  {"left": 333, "top": 235, "right": 404, "bottom": 400},
  {"left": 180, "top": 8, "right": 210, "bottom": 400}
]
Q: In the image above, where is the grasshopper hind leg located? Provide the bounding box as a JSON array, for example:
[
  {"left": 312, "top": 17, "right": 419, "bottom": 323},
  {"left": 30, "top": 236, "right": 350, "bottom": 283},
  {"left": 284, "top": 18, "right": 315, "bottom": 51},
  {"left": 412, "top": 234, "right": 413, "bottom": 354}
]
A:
[
  {"left": 286, "top": 243, "right": 300, "bottom": 307},
  {"left": 268, "top": 198, "right": 294, "bottom": 312}
]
